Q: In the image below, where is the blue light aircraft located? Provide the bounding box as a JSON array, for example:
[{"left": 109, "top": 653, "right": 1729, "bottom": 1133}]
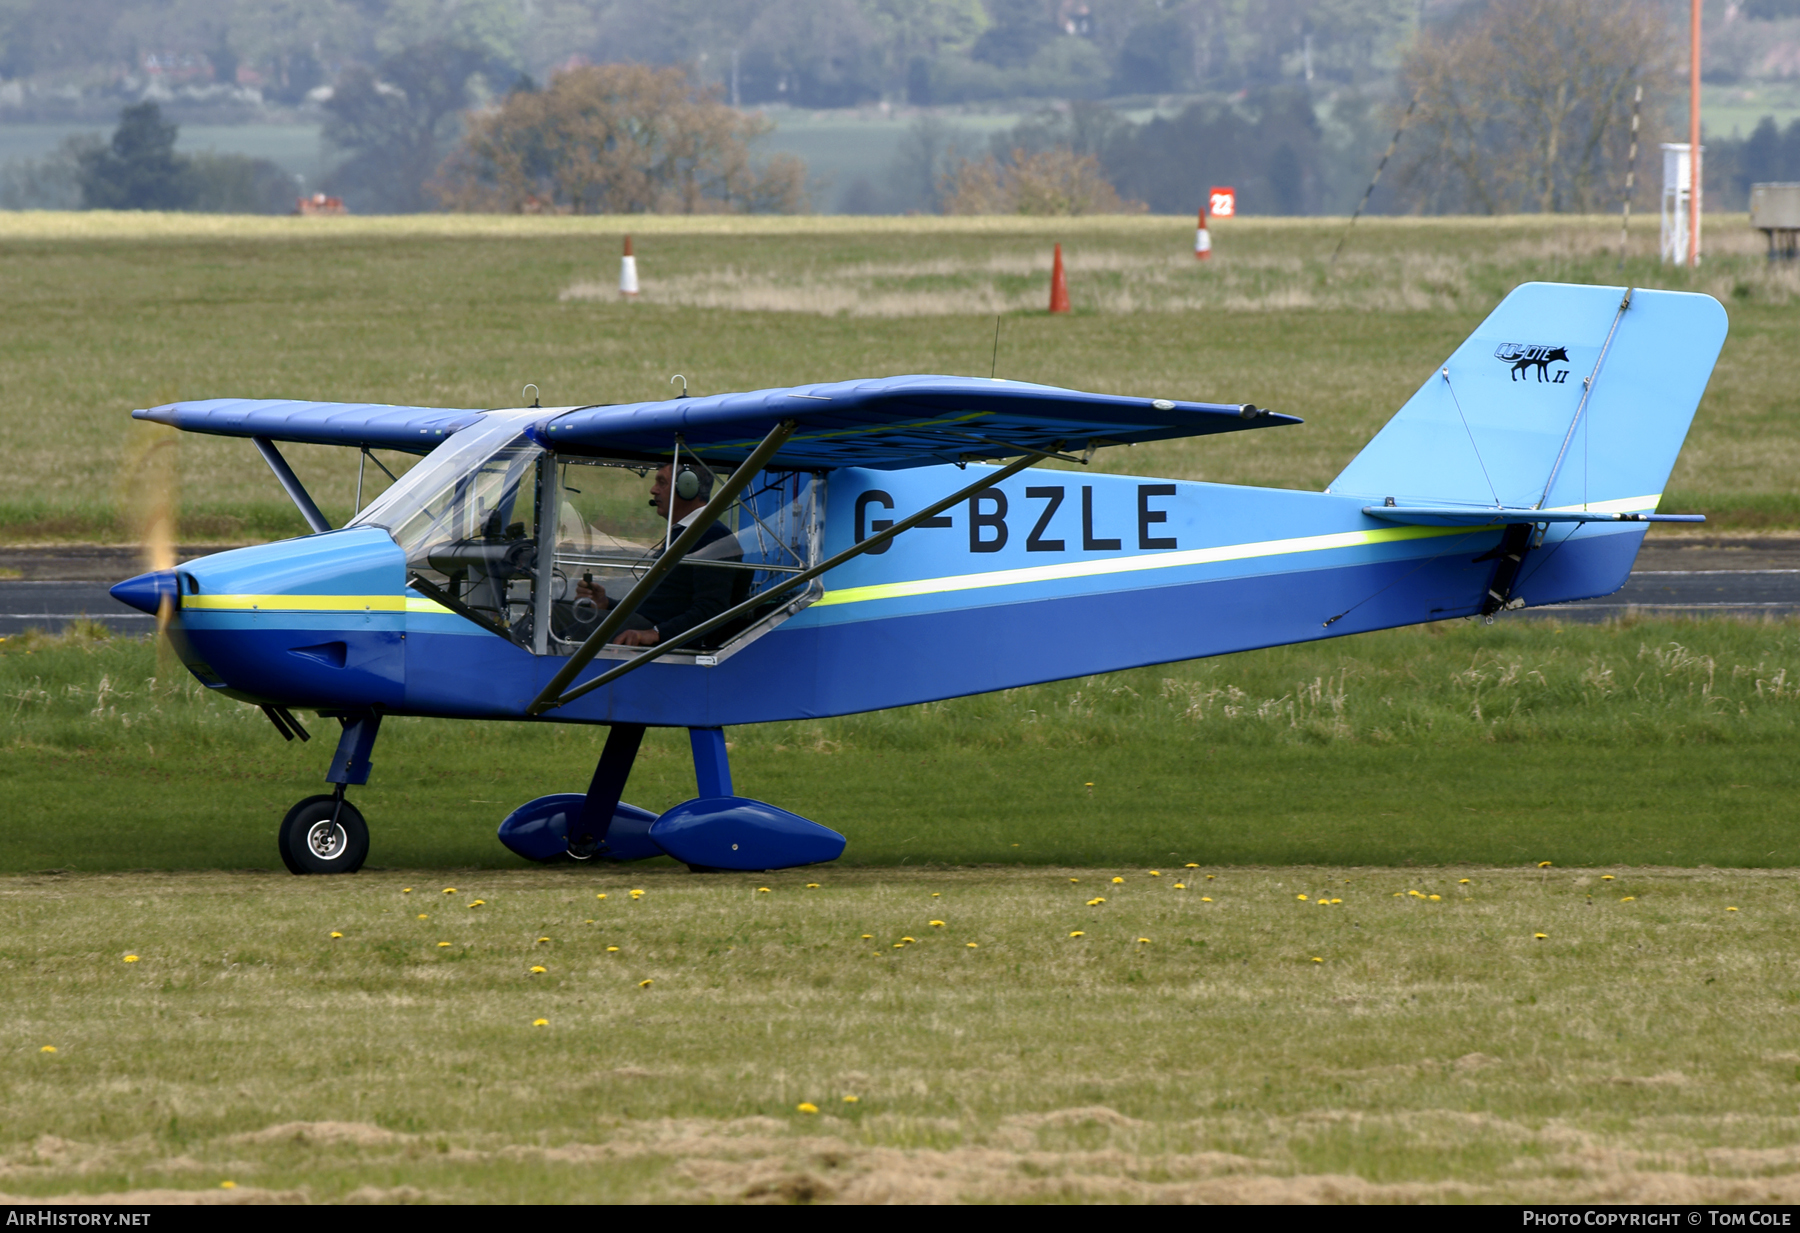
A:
[{"left": 111, "top": 282, "right": 1724, "bottom": 875}]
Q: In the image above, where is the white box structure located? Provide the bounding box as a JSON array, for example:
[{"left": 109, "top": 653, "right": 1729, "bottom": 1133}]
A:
[{"left": 1661, "top": 142, "right": 1702, "bottom": 265}]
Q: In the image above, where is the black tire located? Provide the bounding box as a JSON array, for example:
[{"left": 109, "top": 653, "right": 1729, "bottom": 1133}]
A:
[{"left": 278, "top": 794, "right": 370, "bottom": 875}]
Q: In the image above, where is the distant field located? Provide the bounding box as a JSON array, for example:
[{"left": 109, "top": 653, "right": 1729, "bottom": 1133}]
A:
[
  {"left": 0, "top": 211, "right": 1796, "bottom": 545},
  {"left": 0, "top": 122, "right": 331, "bottom": 185}
]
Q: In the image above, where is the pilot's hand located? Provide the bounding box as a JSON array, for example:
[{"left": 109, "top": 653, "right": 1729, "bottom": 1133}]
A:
[
  {"left": 614, "top": 628, "right": 661, "bottom": 647},
  {"left": 574, "top": 579, "right": 610, "bottom": 609}
]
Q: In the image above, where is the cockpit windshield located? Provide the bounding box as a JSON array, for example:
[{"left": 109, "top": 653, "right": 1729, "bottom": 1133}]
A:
[{"left": 349, "top": 411, "right": 822, "bottom": 658}]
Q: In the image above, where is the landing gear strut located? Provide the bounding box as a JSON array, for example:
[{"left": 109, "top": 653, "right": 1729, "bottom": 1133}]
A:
[{"left": 278, "top": 710, "right": 381, "bottom": 875}]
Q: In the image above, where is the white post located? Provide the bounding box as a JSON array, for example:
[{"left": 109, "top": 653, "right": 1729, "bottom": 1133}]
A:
[{"left": 1660, "top": 143, "right": 1702, "bottom": 265}]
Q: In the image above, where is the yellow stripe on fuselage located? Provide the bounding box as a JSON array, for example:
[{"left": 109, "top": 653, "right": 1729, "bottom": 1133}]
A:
[
  {"left": 810, "top": 494, "right": 1662, "bottom": 609},
  {"left": 181, "top": 594, "right": 451, "bottom": 613}
]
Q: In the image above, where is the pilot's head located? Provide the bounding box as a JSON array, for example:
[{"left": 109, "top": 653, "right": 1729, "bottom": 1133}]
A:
[{"left": 649, "top": 462, "right": 712, "bottom": 519}]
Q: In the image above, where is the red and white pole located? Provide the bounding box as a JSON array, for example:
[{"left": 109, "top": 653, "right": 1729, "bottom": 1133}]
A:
[{"left": 620, "top": 234, "right": 640, "bottom": 297}]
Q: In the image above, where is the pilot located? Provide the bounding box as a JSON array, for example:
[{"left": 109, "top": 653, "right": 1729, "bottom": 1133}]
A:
[{"left": 573, "top": 462, "right": 740, "bottom": 647}]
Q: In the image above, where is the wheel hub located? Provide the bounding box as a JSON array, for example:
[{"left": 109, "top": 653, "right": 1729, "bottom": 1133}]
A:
[{"left": 306, "top": 819, "right": 347, "bottom": 860}]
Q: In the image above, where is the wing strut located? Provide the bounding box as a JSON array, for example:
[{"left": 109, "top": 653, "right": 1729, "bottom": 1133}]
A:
[
  {"left": 528, "top": 419, "right": 797, "bottom": 716},
  {"left": 252, "top": 436, "right": 332, "bottom": 534},
  {"left": 531, "top": 447, "right": 1049, "bottom": 714}
]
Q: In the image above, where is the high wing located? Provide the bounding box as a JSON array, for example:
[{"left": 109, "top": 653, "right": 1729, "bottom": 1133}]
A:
[
  {"left": 540, "top": 375, "right": 1296, "bottom": 470},
  {"left": 134, "top": 375, "right": 1298, "bottom": 469},
  {"left": 133, "top": 398, "right": 492, "bottom": 453}
]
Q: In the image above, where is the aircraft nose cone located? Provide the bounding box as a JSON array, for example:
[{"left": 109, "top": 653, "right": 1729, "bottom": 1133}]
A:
[{"left": 110, "top": 570, "right": 178, "bottom": 616}]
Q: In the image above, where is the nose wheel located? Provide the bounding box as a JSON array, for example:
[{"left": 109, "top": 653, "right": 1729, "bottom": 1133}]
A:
[{"left": 278, "top": 787, "right": 370, "bottom": 874}]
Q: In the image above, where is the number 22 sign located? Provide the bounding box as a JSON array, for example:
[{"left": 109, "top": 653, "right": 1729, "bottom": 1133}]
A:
[{"left": 1208, "top": 187, "right": 1236, "bottom": 218}]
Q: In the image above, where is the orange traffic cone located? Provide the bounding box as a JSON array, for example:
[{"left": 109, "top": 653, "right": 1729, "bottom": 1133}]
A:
[
  {"left": 1049, "top": 243, "right": 1070, "bottom": 314},
  {"left": 1195, "top": 205, "right": 1211, "bottom": 260},
  {"left": 620, "top": 234, "right": 639, "bottom": 298}
]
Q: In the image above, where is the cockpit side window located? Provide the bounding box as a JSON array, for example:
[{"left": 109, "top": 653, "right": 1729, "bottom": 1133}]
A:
[{"left": 358, "top": 422, "right": 823, "bottom": 658}]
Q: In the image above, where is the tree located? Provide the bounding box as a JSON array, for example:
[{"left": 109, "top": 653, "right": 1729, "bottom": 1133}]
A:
[
  {"left": 1396, "top": 0, "right": 1675, "bottom": 214},
  {"left": 436, "top": 63, "right": 808, "bottom": 215},
  {"left": 941, "top": 146, "right": 1142, "bottom": 215},
  {"left": 323, "top": 41, "right": 495, "bottom": 214},
  {"left": 77, "top": 103, "right": 195, "bottom": 211}
]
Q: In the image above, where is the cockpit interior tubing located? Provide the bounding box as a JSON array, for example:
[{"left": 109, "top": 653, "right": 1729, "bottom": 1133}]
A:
[{"left": 528, "top": 419, "right": 797, "bottom": 715}]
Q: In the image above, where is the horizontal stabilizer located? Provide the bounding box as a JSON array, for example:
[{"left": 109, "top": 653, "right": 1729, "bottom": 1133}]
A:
[{"left": 1364, "top": 505, "right": 1705, "bottom": 527}]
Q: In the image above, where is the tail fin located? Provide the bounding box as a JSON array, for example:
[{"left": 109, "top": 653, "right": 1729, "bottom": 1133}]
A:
[{"left": 1327, "top": 282, "right": 1727, "bottom": 514}]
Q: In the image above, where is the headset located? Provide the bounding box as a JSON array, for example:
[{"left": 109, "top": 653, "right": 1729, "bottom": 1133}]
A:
[{"left": 673, "top": 463, "right": 713, "bottom": 503}]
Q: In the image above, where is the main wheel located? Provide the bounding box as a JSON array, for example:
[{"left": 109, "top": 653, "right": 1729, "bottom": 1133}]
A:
[{"left": 278, "top": 794, "right": 370, "bottom": 875}]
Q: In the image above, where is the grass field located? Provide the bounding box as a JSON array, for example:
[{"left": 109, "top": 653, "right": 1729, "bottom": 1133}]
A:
[
  {"left": 6, "top": 616, "right": 1800, "bottom": 874},
  {"left": 4, "top": 863, "right": 1800, "bottom": 1203},
  {"left": 2, "top": 211, "right": 1799, "bottom": 543}
]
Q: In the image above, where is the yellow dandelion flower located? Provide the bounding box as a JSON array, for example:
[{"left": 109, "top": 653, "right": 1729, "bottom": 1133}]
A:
[
  {"left": 1111, "top": 876, "right": 1124, "bottom": 884},
  {"left": 402, "top": 888, "right": 413, "bottom": 894},
  {"left": 843, "top": 1095, "right": 860, "bottom": 1103},
  {"left": 585, "top": 920, "right": 594, "bottom": 924},
  {"left": 1538, "top": 862, "right": 1553, "bottom": 868},
  {"left": 537, "top": 937, "right": 550, "bottom": 944},
  {"left": 756, "top": 887, "right": 771, "bottom": 894},
  {"left": 1620, "top": 896, "right": 1636, "bottom": 902},
  {"left": 529, "top": 964, "right": 549, "bottom": 974},
  {"left": 931, "top": 892, "right": 941, "bottom": 898},
  {"left": 1534, "top": 933, "right": 1547, "bottom": 940},
  {"left": 123, "top": 955, "right": 139, "bottom": 963},
  {"left": 607, "top": 946, "right": 620, "bottom": 952},
  {"left": 1136, "top": 937, "right": 1151, "bottom": 944},
  {"left": 1428, "top": 895, "right": 1441, "bottom": 902},
  {"left": 596, "top": 893, "right": 607, "bottom": 900},
  {"left": 1393, "top": 892, "right": 1403, "bottom": 898},
  {"left": 418, "top": 914, "right": 429, "bottom": 920},
  {"left": 219, "top": 1181, "right": 236, "bottom": 1190},
  {"left": 1068, "top": 931, "right": 1085, "bottom": 937},
  {"left": 468, "top": 900, "right": 485, "bottom": 908},
  {"left": 893, "top": 942, "right": 905, "bottom": 948},
  {"left": 1201, "top": 897, "right": 1213, "bottom": 902},
  {"left": 630, "top": 889, "right": 645, "bottom": 897},
  {"left": 1173, "top": 883, "right": 1187, "bottom": 890},
  {"left": 1728, "top": 906, "right": 1740, "bottom": 912},
  {"left": 860, "top": 934, "right": 873, "bottom": 940},
  {"left": 806, "top": 883, "right": 820, "bottom": 889},
  {"left": 1185, "top": 863, "right": 1199, "bottom": 869},
  {"left": 1206, "top": 874, "right": 1216, "bottom": 880},
  {"left": 929, "top": 920, "right": 945, "bottom": 927},
  {"left": 1459, "top": 878, "right": 1472, "bottom": 885},
  {"left": 966, "top": 942, "right": 978, "bottom": 948},
  {"left": 901, "top": 936, "right": 916, "bottom": 943},
  {"left": 1600, "top": 875, "right": 1614, "bottom": 881},
  {"left": 1070, "top": 878, "right": 1079, "bottom": 883},
  {"left": 39, "top": 1045, "right": 55, "bottom": 1053},
  {"left": 1311, "top": 957, "right": 1323, "bottom": 963},
  {"left": 797, "top": 1102, "right": 819, "bottom": 1114},
  {"left": 330, "top": 931, "right": 343, "bottom": 938},
  {"left": 1297, "top": 894, "right": 1308, "bottom": 901},
  {"left": 437, "top": 942, "right": 452, "bottom": 948},
  {"left": 638, "top": 979, "right": 653, "bottom": 988},
  {"left": 442, "top": 888, "right": 456, "bottom": 894},
  {"left": 1330, "top": 898, "right": 1342, "bottom": 905},
  {"left": 1409, "top": 890, "right": 1424, "bottom": 898},
  {"left": 1149, "top": 871, "right": 1161, "bottom": 877}
]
